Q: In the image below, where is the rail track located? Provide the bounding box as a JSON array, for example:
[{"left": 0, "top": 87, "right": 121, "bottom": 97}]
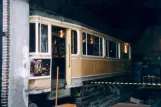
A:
[
  {"left": 74, "top": 85, "right": 134, "bottom": 107},
  {"left": 75, "top": 92, "right": 132, "bottom": 107}
]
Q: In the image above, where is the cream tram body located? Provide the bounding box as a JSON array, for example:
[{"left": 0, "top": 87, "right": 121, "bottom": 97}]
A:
[{"left": 28, "top": 11, "right": 131, "bottom": 96}]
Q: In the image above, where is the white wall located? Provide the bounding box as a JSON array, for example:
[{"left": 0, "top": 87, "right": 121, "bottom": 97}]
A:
[{"left": 9, "top": 0, "right": 29, "bottom": 107}]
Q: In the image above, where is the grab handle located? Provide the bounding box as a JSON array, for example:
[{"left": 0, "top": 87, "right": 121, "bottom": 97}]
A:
[{"left": 68, "top": 44, "right": 70, "bottom": 68}]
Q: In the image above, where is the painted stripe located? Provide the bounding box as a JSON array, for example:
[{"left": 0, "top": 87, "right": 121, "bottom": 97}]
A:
[{"left": 90, "top": 82, "right": 161, "bottom": 86}]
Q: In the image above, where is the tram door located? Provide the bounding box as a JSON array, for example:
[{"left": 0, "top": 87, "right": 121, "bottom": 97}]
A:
[
  {"left": 51, "top": 27, "right": 76, "bottom": 87},
  {"left": 66, "top": 29, "right": 77, "bottom": 86},
  {"left": 66, "top": 29, "right": 72, "bottom": 85},
  {"left": 51, "top": 26, "right": 66, "bottom": 86}
]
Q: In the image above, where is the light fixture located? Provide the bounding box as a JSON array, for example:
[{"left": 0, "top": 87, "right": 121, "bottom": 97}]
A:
[
  {"left": 54, "top": 39, "right": 57, "bottom": 44},
  {"left": 83, "top": 39, "right": 86, "bottom": 43},
  {"left": 60, "top": 30, "right": 65, "bottom": 38},
  {"left": 90, "top": 36, "right": 94, "bottom": 44},
  {"left": 124, "top": 43, "right": 128, "bottom": 53}
]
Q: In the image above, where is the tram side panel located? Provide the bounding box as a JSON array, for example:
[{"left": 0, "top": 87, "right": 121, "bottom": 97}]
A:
[
  {"left": 95, "top": 59, "right": 108, "bottom": 75},
  {"left": 29, "top": 78, "right": 51, "bottom": 89},
  {"left": 70, "top": 58, "right": 131, "bottom": 85}
]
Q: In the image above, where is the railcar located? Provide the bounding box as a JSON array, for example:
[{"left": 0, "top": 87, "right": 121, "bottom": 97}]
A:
[{"left": 28, "top": 10, "right": 132, "bottom": 100}]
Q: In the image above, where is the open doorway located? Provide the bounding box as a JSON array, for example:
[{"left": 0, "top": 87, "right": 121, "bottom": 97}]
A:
[{"left": 51, "top": 25, "right": 66, "bottom": 89}]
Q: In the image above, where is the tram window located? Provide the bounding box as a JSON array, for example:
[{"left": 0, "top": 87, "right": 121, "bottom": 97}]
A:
[
  {"left": 123, "top": 43, "right": 129, "bottom": 59},
  {"left": 120, "top": 44, "right": 124, "bottom": 58},
  {"left": 106, "top": 40, "right": 109, "bottom": 57},
  {"left": 29, "top": 23, "right": 36, "bottom": 52},
  {"left": 87, "top": 34, "right": 94, "bottom": 55},
  {"left": 116, "top": 42, "right": 119, "bottom": 58},
  {"left": 82, "top": 32, "right": 86, "bottom": 55},
  {"left": 40, "top": 24, "right": 48, "bottom": 52},
  {"left": 109, "top": 41, "right": 117, "bottom": 58},
  {"left": 71, "top": 30, "right": 77, "bottom": 54},
  {"left": 100, "top": 38, "right": 103, "bottom": 56},
  {"left": 82, "top": 32, "right": 103, "bottom": 56}
]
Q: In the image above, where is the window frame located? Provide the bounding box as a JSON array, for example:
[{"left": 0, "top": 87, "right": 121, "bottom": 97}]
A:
[
  {"left": 118, "top": 42, "right": 121, "bottom": 59},
  {"left": 121, "top": 43, "right": 131, "bottom": 60},
  {"left": 38, "top": 22, "right": 51, "bottom": 55},
  {"left": 29, "top": 22, "right": 36, "bottom": 53},
  {"left": 82, "top": 31, "right": 104, "bottom": 58},
  {"left": 71, "top": 29, "right": 80, "bottom": 56},
  {"left": 120, "top": 43, "right": 132, "bottom": 60},
  {"left": 129, "top": 45, "right": 132, "bottom": 60},
  {"left": 29, "top": 21, "right": 52, "bottom": 56},
  {"left": 106, "top": 39, "right": 120, "bottom": 59},
  {"left": 105, "top": 39, "right": 110, "bottom": 58}
]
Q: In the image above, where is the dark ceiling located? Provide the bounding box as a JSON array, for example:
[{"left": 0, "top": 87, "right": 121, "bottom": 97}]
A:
[{"left": 30, "top": 0, "right": 161, "bottom": 45}]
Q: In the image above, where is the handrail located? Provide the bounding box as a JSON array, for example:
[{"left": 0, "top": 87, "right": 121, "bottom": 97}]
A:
[{"left": 68, "top": 44, "right": 70, "bottom": 68}]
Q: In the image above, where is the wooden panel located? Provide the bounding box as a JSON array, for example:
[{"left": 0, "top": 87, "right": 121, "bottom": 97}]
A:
[
  {"left": 117, "top": 60, "right": 124, "bottom": 73},
  {"left": 110, "top": 61, "right": 116, "bottom": 73},
  {"left": 105, "top": 61, "right": 110, "bottom": 74},
  {"left": 95, "top": 60, "right": 109, "bottom": 75},
  {"left": 121, "top": 60, "right": 125, "bottom": 72},
  {"left": 71, "top": 59, "right": 131, "bottom": 78},
  {"left": 109, "top": 60, "right": 125, "bottom": 73},
  {"left": 71, "top": 59, "right": 82, "bottom": 77},
  {"left": 28, "top": 78, "right": 51, "bottom": 89},
  {"left": 70, "top": 58, "right": 131, "bottom": 78},
  {"left": 81, "top": 59, "right": 94, "bottom": 76},
  {"left": 115, "top": 61, "right": 119, "bottom": 73}
]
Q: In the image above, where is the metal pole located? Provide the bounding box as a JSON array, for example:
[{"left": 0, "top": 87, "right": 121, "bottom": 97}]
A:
[{"left": 55, "top": 66, "right": 59, "bottom": 107}]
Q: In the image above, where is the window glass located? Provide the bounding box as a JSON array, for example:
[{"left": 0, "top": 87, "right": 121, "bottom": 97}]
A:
[
  {"left": 87, "top": 34, "right": 94, "bottom": 55},
  {"left": 71, "top": 30, "right": 77, "bottom": 54},
  {"left": 106, "top": 40, "right": 109, "bottom": 57},
  {"left": 41, "top": 24, "right": 48, "bottom": 52},
  {"left": 82, "top": 32, "right": 103, "bottom": 56},
  {"left": 109, "top": 41, "right": 117, "bottom": 58},
  {"left": 100, "top": 38, "right": 103, "bottom": 56},
  {"left": 52, "top": 25, "right": 66, "bottom": 58},
  {"left": 120, "top": 43, "right": 123, "bottom": 58},
  {"left": 123, "top": 43, "right": 129, "bottom": 59},
  {"left": 29, "top": 23, "right": 36, "bottom": 52},
  {"left": 82, "top": 33, "right": 86, "bottom": 55},
  {"left": 116, "top": 42, "right": 119, "bottom": 58}
]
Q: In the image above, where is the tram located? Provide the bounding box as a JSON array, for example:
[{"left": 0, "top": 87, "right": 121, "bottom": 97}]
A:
[{"left": 28, "top": 10, "right": 132, "bottom": 100}]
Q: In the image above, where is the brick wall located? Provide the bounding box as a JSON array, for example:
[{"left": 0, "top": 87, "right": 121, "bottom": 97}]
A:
[{"left": 1, "top": 0, "right": 10, "bottom": 106}]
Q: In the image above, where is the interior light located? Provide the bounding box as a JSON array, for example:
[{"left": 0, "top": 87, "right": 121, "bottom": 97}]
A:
[
  {"left": 90, "top": 37, "right": 94, "bottom": 44},
  {"left": 60, "top": 30, "right": 65, "bottom": 38},
  {"left": 54, "top": 39, "right": 57, "bottom": 44},
  {"left": 124, "top": 43, "right": 128, "bottom": 53},
  {"left": 83, "top": 39, "right": 86, "bottom": 43}
]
